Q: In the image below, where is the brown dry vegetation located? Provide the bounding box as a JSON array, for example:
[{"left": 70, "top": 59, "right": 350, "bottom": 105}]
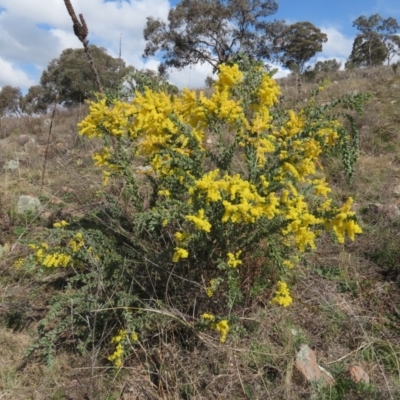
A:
[{"left": 1, "top": 65, "right": 400, "bottom": 399}]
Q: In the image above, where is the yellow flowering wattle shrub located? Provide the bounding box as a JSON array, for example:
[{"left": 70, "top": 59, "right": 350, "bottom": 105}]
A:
[{"left": 22, "top": 55, "right": 368, "bottom": 365}]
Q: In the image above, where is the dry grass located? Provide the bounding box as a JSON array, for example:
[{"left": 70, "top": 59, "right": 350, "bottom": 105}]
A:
[{"left": 1, "top": 66, "right": 400, "bottom": 399}]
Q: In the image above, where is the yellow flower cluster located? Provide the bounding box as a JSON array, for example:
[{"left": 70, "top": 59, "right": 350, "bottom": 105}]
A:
[
  {"left": 92, "top": 146, "right": 111, "bottom": 167},
  {"left": 107, "top": 329, "right": 138, "bottom": 368},
  {"left": 201, "top": 313, "right": 215, "bottom": 321},
  {"left": 108, "top": 329, "right": 125, "bottom": 367},
  {"left": 206, "top": 279, "right": 216, "bottom": 297},
  {"left": 28, "top": 232, "right": 86, "bottom": 269},
  {"left": 212, "top": 320, "right": 230, "bottom": 343},
  {"left": 325, "top": 198, "right": 363, "bottom": 243},
  {"left": 227, "top": 251, "right": 242, "bottom": 268},
  {"left": 53, "top": 220, "right": 69, "bottom": 228},
  {"left": 68, "top": 232, "right": 85, "bottom": 253},
  {"left": 13, "top": 257, "right": 25, "bottom": 268},
  {"left": 41, "top": 252, "right": 72, "bottom": 268},
  {"left": 271, "top": 281, "right": 293, "bottom": 307},
  {"left": 201, "top": 314, "right": 229, "bottom": 342},
  {"left": 172, "top": 247, "right": 189, "bottom": 263},
  {"left": 185, "top": 209, "right": 211, "bottom": 232},
  {"left": 281, "top": 194, "right": 322, "bottom": 252},
  {"left": 216, "top": 64, "right": 243, "bottom": 88},
  {"left": 29, "top": 243, "right": 71, "bottom": 268},
  {"left": 189, "top": 170, "right": 280, "bottom": 224}
]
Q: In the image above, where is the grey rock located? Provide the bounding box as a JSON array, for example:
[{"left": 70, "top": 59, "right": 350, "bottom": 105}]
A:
[
  {"left": 393, "top": 185, "right": 400, "bottom": 197},
  {"left": 43, "top": 118, "right": 52, "bottom": 127},
  {"left": 293, "top": 344, "right": 335, "bottom": 386},
  {"left": 17, "top": 195, "right": 42, "bottom": 214},
  {"left": 368, "top": 203, "right": 400, "bottom": 219},
  {"left": 349, "top": 365, "right": 369, "bottom": 384},
  {"left": 0, "top": 243, "right": 10, "bottom": 259},
  {"left": 3, "top": 159, "right": 19, "bottom": 171}
]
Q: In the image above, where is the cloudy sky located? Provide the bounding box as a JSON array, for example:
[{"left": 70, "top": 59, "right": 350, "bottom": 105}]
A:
[{"left": 0, "top": 0, "right": 399, "bottom": 92}]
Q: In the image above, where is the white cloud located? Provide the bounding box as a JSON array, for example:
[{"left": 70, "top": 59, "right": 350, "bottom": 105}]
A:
[
  {"left": 320, "top": 26, "right": 354, "bottom": 59},
  {"left": 0, "top": 57, "right": 36, "bottom": 88},
  {"left": 168, "top": 63, "right": 215, "bottom": 89},
  {"left": 0, "top": 0, "right": 170, "bottom": 90}
]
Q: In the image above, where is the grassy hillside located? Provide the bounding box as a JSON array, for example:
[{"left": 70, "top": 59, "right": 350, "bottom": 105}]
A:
[{"left": 1, "top": 65, "right": 400, "bottom": 399}]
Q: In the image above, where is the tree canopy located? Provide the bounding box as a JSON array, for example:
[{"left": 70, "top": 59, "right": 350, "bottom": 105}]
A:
[
  {"left": 143, "top": 0, "right": 279, "bottom": 73},
  {"left": 347, "top": 14, "right": 400, "bottom": 67},
  {"left": 40, "top": 45, "right": 134, "bottom": 105},
  {"left": 272, "top": 21, "right": 327, "bottom": 72},
  {"left": 0, "top": 86, "right": 22, "bottom": 116}
]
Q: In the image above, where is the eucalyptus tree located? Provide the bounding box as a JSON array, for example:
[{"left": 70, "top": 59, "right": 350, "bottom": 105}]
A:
[{"left": 143, "top": 0, "right": 280, "bottom": 73}]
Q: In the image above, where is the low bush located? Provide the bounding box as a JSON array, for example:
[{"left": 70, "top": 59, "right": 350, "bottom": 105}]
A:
[{"left": 17, "top": 55, "right": 369, "bottom": 366}]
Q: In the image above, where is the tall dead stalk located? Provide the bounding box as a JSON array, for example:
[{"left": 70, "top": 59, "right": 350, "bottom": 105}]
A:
[
  {"left": 40, "top": 93, "right": 59, "bottom": 192},
  {"left": 63, "top": 0, "right": 103, "bottom": 93}
]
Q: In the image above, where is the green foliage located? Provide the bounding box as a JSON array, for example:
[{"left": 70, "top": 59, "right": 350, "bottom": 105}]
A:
[
  {"left": 0, "top": 86, "right": 23, "bottom": 116},
  {"left": 347, "top": 14, "right": 400, "bottom": 68},
  {"left": 304, "top": 59, "right": 342, "bottom": 81},
  {"left": 21, "top": 85, "right": 48, "bottom": 115},
  {"left": 369, "top": 239, "right": 400, "bottom": 284},
  {"left": 273, "top": 21, "right": 328, "bottom": 72},
  {"left": 40, "top": 45, "right": 134, "bottom": 105}
]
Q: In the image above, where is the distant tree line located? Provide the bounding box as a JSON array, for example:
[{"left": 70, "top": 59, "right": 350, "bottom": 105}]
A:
[{"left": 1, "top": 0, "right": 399, "bottom": 116}]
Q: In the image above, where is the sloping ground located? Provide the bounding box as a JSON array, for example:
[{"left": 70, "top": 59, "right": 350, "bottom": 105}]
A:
[{"left": 1, "top": 66, "right": 400, "bottom": 399}]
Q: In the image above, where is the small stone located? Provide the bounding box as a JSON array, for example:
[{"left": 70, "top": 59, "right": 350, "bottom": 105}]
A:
[
  {"left": 368, "top": 203, "right": 400, "bottom": 219},
  {"left": 349, "top": 365, "right": 369, "bottom": 384},
  {"left": 293, "top": 344, "right": 334, "bottom": 386},
  {"left": 17, "top": 195, "right": 42, "bottom": 214},
  {"left": 393, "top": 185, "right": 400, "bottom": 197},
  {"left": 0, "top": 243, "right": 10, "bottom": 259},
  {"left": 333, "top": 81, "right": 338, "bottom": 85},
  {"left": 135, "top": 165, "right": 152, "bottom": 172},
  {"left": 3, "top": 160, "right": 19, "bottom": 171},
  {"left": 16, "top": 134, "right": 31, "bottom": 146},
  {"left": 41, "top": 211, "right": 52, "bottom": 220},
  {"left": 43, "top": 118, "right": 52, "bottom": 127}
]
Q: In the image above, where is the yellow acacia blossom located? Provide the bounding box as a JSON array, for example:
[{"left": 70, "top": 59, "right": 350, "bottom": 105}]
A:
[
  {"left": 271, "top": 281, "right": 293, "bottom": 307},
  {"left": 174, "top": 232, "right": 188, "bottom": 242},
  {"left": 53, "top": 220, "right": 69, "bottom": 228},
  {"left": 13, "top": 258, "right": 25, "bottom": 268},
  {"left": 107, "top": 329, "right": 138, "bottom": 367},
  {"left": 92, "top": 146, "right": 111, "bottom": 167},
  {"left": 212, "top": 320, "right": 230, "bottom": 343},
  {"left": 172, "top": 247, "right": 189, "bottom": 263},
  {"left": 185, "top": 209, "right": 212, "bottom": 232},
  {"left": 216, "top": 64, "right": 243, "bottom": 89},
  {"left": 108, "top": 329, "right": 126, "bottom": 367},
  {"left": 69, "top": 232, "right": 85, "bottom": 253},
  {"left": 158, "top": 189, "right": 171, "bottom": 198},
  {"left": 206, "top": 279, "right": 216, "bottom": 297},
  {"left": 42, "top": 252, "right": 72, "bottom": 268},
  {"left": 201, "top": 313, "right": 215, "bottom": 321},
  {"left": 227, "top": 250, "right": 242, "bottom": 268},
  {"left": 325, "top": 198, "right": 362, "bottom": 243}
]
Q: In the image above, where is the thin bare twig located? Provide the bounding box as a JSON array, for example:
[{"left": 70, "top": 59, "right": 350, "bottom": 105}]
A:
[{"left": 40, "top": 93, "right": 58, "bottom": 191}]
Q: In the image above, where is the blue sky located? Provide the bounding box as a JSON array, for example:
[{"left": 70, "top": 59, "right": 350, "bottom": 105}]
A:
[{"left": 0, "top": 0, "right": 399, "bottom": 92}]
